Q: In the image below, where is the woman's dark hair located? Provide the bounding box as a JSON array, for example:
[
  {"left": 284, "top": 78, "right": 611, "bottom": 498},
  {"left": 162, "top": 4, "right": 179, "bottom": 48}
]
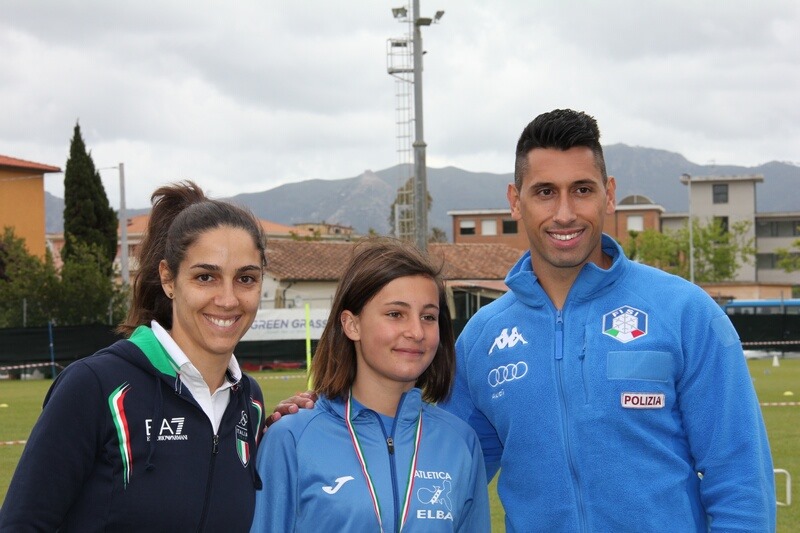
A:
[
  {"left": 312, "top": 237, "right": 455, "bottom": 403},
  {"left": 117, "top": 180, "right": 266, "bottom": 336}
]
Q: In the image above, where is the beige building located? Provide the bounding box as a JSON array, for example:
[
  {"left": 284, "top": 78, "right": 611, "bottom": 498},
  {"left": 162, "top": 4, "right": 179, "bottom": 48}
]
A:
[
  {"left": 291, "top": 222, "right": 356, "bottom": 240},
  {"left": 663, "top": 174, "right": 799, "bottom": 290},
  {"left": 662, "top": 174, "right": 762, "bottom": 282},
  {"left": 0, "top": 155, "right": 61, "bottom": 258}
]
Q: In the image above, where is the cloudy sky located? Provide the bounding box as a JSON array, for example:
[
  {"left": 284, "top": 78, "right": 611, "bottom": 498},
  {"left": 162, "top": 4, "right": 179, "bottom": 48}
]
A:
[{"left": 2, "top": 1, "right": 798, "bottom": 210}]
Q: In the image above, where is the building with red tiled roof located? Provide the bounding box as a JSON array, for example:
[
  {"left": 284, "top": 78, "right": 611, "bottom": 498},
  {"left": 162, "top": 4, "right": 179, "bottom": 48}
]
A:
[
  {"left": 1, "top": 155, "right": 61, "bottom": 258},
  {"left": 261, "top": 240, "right": 523, "bottom": 318}
]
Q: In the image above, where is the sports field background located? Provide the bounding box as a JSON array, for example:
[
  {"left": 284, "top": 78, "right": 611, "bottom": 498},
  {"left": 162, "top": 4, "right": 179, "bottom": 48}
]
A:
[{"left": 1, "top": 358, "right": 798, "bottom": 531}]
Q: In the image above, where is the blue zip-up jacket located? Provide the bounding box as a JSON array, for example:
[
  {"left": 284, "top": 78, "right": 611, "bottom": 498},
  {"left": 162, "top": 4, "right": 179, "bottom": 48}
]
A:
[
  {"left": 251, "top": 388, "right": 490, "bottom": 532},
  {"left": 439, "top": 235, "right": 775, "bottom": 532},
  {"left": 0, "top": 326, "right": 266, "bottom": 532}
]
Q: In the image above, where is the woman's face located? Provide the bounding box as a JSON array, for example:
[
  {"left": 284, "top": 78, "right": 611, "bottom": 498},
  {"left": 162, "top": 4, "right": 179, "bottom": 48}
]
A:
[
  {"left": 343, "top": 275, "right": 440, "bottom": 392},
  {"left": 160, "top": 226, "right": 263, "bottom": 364}
]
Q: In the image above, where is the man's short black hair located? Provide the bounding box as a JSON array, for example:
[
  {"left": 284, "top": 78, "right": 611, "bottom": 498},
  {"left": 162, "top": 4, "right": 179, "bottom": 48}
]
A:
[{"left": 514, "top": 109, "right": 608, "bottom": 188}]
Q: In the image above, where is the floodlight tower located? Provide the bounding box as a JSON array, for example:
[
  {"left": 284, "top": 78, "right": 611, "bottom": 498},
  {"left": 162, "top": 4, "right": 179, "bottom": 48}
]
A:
[{"left": 388, "top": 2, "right": 443, "bottom": 251}]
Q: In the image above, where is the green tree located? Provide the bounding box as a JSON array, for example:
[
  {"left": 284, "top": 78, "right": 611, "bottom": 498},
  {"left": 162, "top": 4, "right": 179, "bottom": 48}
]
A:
[
  {"left": 58, "top": 241, "right": 126, "bottom": 325},
  {"left": 625, "top": 219, "right": 756, "bottom": 283},
  {"left": 0, "top": 228, "right": 60, "bottom": 327},
  {"left": 0, "top": 228, "right": 127, "bottom": 327},
  {"left": 624, "top": 229, "right": 680, "bottom": 274},
  {"left": 62, "top": 122, "right": 118, "bottom": 268},
  {"left": 775, "top": 237, "right": 800, "bottom": 272},
  {"left": 676, "top": 219, "right": 756, "bottom": 282},
  {"left": 0, "top": 241, "right": 7, "bottom": 281}
]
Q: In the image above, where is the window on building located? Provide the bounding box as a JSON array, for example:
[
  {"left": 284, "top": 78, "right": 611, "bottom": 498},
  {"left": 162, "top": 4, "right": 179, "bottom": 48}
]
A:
[
  {"left": 627, "top": 215, "right": 644, "bottom": 232},
  {"left": 481, "top": 219, "right": 497, "bottom": 236},
  {"left": 756, "top": 253, "right": 777, "bottom": 269},
  {"left": 778, "top": 220, "right": 800, "bottom": 237},
  {"left": 755, "top": 220, "right": 800, "bottom": 237},
  {"left": 453, "top": 290, "right": 497, "bottom": 320},
  {"left": 502, "top": 220, "right": 518, "bottom": 234},
  {"left": 712, "top": 184, "right": 728, "bottom": 204},
  {"left": 756, "top": 221, "right": 777, "bottom": 237},
  {"left": 714, "top": 216, "right": 729, "bottom": 234},
  {"left": 459, "top": 220, "right": 476, "bottom": 235}
]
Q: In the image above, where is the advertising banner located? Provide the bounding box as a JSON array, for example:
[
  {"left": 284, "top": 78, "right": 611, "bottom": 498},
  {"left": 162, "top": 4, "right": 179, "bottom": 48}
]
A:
[{"left": 241, "top": 308, "right": 329, "bottom": 342}]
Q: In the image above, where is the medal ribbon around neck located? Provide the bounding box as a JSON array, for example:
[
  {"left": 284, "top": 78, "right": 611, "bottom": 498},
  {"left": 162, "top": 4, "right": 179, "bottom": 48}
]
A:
[{"left": 345, "top": 389, "right": 422, "bottom": 532}]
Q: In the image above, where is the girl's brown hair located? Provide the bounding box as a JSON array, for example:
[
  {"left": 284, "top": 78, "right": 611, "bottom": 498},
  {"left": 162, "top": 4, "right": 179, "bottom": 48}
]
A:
[{"left": 312, "top": 238, "right": 455, "bottom": 403}]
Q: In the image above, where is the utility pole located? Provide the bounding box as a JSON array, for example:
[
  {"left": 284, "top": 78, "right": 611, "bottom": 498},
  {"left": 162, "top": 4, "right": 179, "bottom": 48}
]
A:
[
  {"left": 389, "top": 2, "right": 443, "bottom": 251},
  {"left": 411, "top": 0, "right": 427, "bottom": 251},
  {"left": 119, "top": 163, "right": 129, "bottom": 286},
  {"left": 682, "top": 173, "right": 695, "bottom": 283}
]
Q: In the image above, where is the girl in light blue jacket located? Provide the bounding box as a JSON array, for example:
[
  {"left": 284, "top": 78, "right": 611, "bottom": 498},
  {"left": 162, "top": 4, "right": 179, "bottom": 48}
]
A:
[{"left": 251, "top": 238, "right": 490, "bottom": 532}]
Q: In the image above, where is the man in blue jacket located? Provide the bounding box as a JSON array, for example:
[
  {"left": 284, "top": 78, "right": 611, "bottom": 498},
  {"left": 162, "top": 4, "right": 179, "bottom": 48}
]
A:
[
  {"left": 436, "top": 108, "right": 775, "bottom": 531},
  {"left": 271, "top": 108, "right": 776, "bottom": 531}
]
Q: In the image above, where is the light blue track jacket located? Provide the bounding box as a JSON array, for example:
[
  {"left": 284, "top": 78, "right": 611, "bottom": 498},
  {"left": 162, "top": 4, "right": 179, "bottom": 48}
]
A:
[
  {"left": 439, "top": 235, "right": 775, "bottom": 532},
  {"left": 251, "top": 388, "right": 490, "bottom": 532}
]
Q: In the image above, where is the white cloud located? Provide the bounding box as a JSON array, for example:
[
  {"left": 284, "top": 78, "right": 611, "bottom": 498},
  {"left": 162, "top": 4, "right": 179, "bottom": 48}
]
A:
[{"left": 1, "top": 0, "right": 798, "bottom": 209}]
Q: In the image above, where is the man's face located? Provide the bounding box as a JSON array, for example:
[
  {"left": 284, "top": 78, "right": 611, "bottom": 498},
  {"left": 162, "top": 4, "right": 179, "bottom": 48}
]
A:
[{"left": 507, "top": 146, "right": 616, "bottom": 280}]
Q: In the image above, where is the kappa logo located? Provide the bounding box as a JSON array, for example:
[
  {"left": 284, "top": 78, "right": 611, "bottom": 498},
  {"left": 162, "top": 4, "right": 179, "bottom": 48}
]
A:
[
  {"left": 602, "top": 305, "right": 648, "bottom": 343},
  {"left": 488, "top": 327, "right": 528, "bottom": 354},
  {"left": 145, "top": 417, "right": 187, "bottom": 441},
  {"left": 322, "top": 476, "right": 354, "bottom": 494}
]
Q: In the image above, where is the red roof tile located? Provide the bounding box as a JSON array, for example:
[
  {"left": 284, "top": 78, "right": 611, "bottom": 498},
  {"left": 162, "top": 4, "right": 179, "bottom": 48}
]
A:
[
  {"left": 430, "top": 243, "right": 523, "bottom": 279},
  {"left": 0, "top": 154, "right": 61, "bottom": 173},
  {"left": 266, "top": 240, "right": 356, "bottom": 280},
  {"left": 265, "top": 240, "right": 524, "bottom": 282}
]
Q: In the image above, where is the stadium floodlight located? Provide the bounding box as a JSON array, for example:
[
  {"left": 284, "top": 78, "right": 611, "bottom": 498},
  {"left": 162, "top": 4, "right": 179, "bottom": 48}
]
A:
[
  {"left": 434, "top": 10, "right": 445, "bottom": 22},
  {"left": 392, "top": 7, "right": 407, "bottom": 19}
]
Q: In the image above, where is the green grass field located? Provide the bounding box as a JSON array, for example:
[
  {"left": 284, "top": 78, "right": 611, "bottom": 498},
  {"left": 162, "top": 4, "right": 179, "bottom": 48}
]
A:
[{"left": 1, "top": 359, "right": 798, "bottom": 531}]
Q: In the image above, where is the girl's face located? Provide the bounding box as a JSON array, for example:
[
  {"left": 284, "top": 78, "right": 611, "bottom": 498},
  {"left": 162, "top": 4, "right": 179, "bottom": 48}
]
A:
[
  {"left": 160, "top": 226, "right": 263, "bottom": 364},
  {"left": 342, "top": 275, "right": 440, "bottom": 393}
]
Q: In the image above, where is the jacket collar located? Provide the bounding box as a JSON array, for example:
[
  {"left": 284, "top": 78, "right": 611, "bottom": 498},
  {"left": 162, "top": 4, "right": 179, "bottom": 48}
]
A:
[
  {"left": 318, "top": 388, "right": 423, "bottom": 426},
  {"left": 505, "top": 234, "right": 629, "bottom": 308}
]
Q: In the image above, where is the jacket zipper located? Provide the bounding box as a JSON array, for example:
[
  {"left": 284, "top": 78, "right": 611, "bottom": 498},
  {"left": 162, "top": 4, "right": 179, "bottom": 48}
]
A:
[
  {"left": 554, "top": 309, "right": 587, "bottom": 533},
  {"left": 196, "top": 434, "right": 220, "bottom": 532},
  {"left": 389, "top": 393, "right": 409, "bottom": 532},
  {"left": 579, "top": 336, "right": 589, "bottom": 405},
  {"left": 361, "top": 393, "right": 410, "bottom": 532}
]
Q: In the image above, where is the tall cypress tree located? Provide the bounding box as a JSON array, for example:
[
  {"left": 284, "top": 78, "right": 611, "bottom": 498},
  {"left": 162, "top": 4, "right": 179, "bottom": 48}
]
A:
[{"left": 62, "top": 122, "right": 118, "bottom": 268}]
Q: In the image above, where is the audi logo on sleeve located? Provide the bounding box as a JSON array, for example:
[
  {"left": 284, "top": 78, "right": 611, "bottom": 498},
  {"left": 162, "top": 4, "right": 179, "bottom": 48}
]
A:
[{"left": 487, "top": 361, "right": 528, "bottom": 387}]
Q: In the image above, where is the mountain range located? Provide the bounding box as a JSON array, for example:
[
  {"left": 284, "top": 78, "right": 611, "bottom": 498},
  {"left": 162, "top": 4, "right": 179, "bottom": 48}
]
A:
[{"left": 45, "top": 143, "right": 799, "bottom": 237}]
